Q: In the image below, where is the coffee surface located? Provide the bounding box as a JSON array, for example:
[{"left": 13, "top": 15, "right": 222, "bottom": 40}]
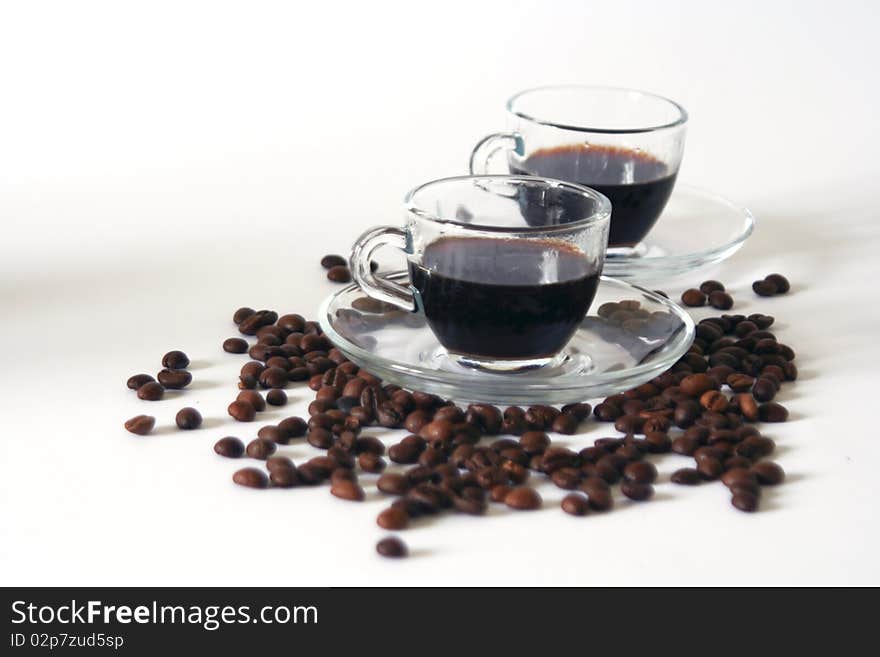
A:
[
  {"left": 512, "top": 144, "right": 676, "bottom": 247},
  {"left": 409, "top": 237, "right": 599, "bottom": 360}
]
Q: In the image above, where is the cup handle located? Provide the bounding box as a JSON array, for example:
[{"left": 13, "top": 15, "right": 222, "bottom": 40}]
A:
[
  {"left": 469, "top": 132, "right": 522, "bottom": 174},
  {"left": 349, "top": 226, "right": 417, "bottom": 312}
]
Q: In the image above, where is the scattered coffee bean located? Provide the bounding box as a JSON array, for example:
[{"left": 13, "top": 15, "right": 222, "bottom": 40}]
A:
[
  {"left": 162, "top": 350, "right": 189, "bottom": 369},
  {"left": 504, "top": 487, "right": 542, "bottom": 510},
  {"left": 321, "top": 254, "right": 347, "bottom": 269},
  {"left": 765, "top": 273, "right": 790, "bottom": 293},
  {"left": 233, "top": 307, "right": 255, "bottom": 325},
  {"left": 376, "top": 536, "right": 408, "bottom": 558},
  {"left": 752, "top": 461, "right": 785, "bottom": 485},
  {"left": 137, "top": 381, "right": 164, "bottom": 401},
  {"left": 671, "top": 468, "right": 701, "bottom": 485},
  {"left": 331, "top": 480, "right": 365, "bottom": 501},
  {"left": 266, "top": 389, "right": 287, "bottom": 406},
  {"left": 758, "top": 402, "right": 789, "bottom": 423},
  {"left": 127, "top": 373, "right": 154, "bottom": 390},
  {"left": 124, "top": 415, "right": 155, "bottom": 435},
  {"left": 681, "top": 289, "right": 707, "bottom": 307},
  {"left": 752, "top": 279, "right": 778, "bottom": 297},
  {"left": 377, "top": 507, "right": 409, "bottom": 530},
  {"left": 699, "top": 280, "right": 725, "bottom": 295},
  {"left": 232, "top": 467, "right": 268, "bottom": 489},
  {"left": 158, "top": 368, "right": 192, "bottom": 389},
  {"left": 214, "top": 436, "right": 245, "bottom": 458},
  {"left": 227, "top": 400, "right": 256, "bottom": 422},
  {"left": 561, "top": 493, "right": 590, "bottom": 516},
  {"left": 175, "top": 407, "right": 202, "bottom": 430},
  {"left": 621, "top": 480, "right": 654, "bottom": 501},
  {"left": 551, "top": 413, "right": 578, "bottom": 435},
  {"left": 246, "top": 438, "right": 276, "bottom": 460},
  {"left": 237, "top": 390, "right": 266, "bottom": 412},
  {"left": 327, "top": 265, "right": 352, "bottom": 283},
  {"left": 731, "top": 491, "right": 759, "bottom": 512},
  {"left": 623, "top": 461, "right": 657, "bottom": 484},
  {"left": 708, "top": 291, "right": 734, "bottom": 310},
  {"left": 223, "top": 338, "right": 249, "bottom": 354}
]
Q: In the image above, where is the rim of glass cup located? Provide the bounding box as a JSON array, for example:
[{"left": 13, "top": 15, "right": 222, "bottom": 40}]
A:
[
  {"left": 506, "top": 84, "right": 689, "bottom": 135},
  {"left": 403, "top": 174, "right": 611, "bottom": 234}
]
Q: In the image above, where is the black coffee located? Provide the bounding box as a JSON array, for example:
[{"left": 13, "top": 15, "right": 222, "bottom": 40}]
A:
[
  {"left": 511, "top": 144, "right": 676, "bottom": 247},
  {"left": 409, "top": 237, "right": 600, "bottom": 361}
]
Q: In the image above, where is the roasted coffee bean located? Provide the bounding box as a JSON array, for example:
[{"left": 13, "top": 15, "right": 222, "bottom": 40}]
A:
[
  {"left": 238, "top": 310, "right": 278, "bottom": 335},
  {"left": 232, "top": 467, "right": 268, "bottom": 489},
  {"left": 519, "top": 431, "right": 550, "bottom": 455},
  {"left": 261, "top": 389, "right": 286, "bottom": 407},
  {"left": 358, "top": 452, "right": 386, "bottom": 473},
  {"left": 321, "top": 254, "right": 347, "bottom": 269},
  {"left": 561, "top": 493, "right": 590, "bottom": 516},
  {"left": 699, "top": 280, "right": 725, "bottom": 295},
  {"left": 642, "top": 416, "right": 671, "bottom": 434},
  {"left": 614, "top": 414, "right": 645, "bottom": 434},
  {"left": 708, "top": 291, "right": 734, "bottom": 310},
  {"left": 697, "top": 457, "right": 723, "bottom": 480},
  {"left": 257, "top": 425, "right": 286, "bottom": 444},
  {"left": 223, "top": 337, "right": 249, "bottom": 354},
  {"left": 258, "top": 367, "right": 288, "bottom": 389},
  {"left": 551, "top": 468, "right": 581, "bottom": 490},
  {"left": 401, "top": 409, "right": 430, "bottom": 434},
  {"left": 161, "top": 350, "right": 189, "bottom": 369},
  {"left": 228, "top": 400, "right": 256, "bottom": 422},
  {"left": 124, "top": 415, "right": 155, "bottom": 435},
  {"left": 377, "top": 473, "right": 410, "bottom": 495},
  {"left": 214, "top": 436, "right": 245, "bottom": 458},
  {"left": 551, "top": 413, "right": 579, "bottom": 435},
  {"left": 327, "top": 265, "right": 352, "bottom": 283},
  {"left": 376, "top": 536, "right": 408, "bottom": 558},
  {"left": 680, "top": 373, "right": 717, "bottom": 398},
  {"left": 246, "top": 438, "right": 276, "bottom": 460},
  {"left": 234, "top": 390, "right": 264, "bottom": 412},
  {"left": 764, "top": 273, "right": 790, "bottom": 293},
  {"left": 700, "top": 390, "right": 729, "bottom": 413},
  {"left": 137, "top": 381, "right": 164, "bottom": 401},
  {"left": 452, "top": 494, "right": 487, "bottom": 515},
  {"left": 644, "top": 431, "right": 672, "bottom": 453},
  {"left": 748, "top": 313, "right": 775, "bottom": 329},
  {"left": 623, "top": 461, "right": 657, "bottom": 484},
  {"left": 758, "top": 402, "right": 789, "bottom": 423},
  {"left": 681, "top": 289, "right": 707, "bottom": 307},
  {"left": 671, "top": 468, "right": 701, "bottom": 485},
  {"left": 621, "top": 480, "right": 654, "bottom": 501},
  {"left": 175, "top": 407, "right": 202, "bottom": 430},
  {"left": 524, "top": 405, "right": 560, "bottom": 430},
  {"left": 157, "top": 368, "right": 191, "bottom": 389},
  {"left": 721, "top": 466, "right": 758, "bottom": 490},
  {"left": 376, "top": 403, "right": 404, "bottom": 428},
  {"left": 276, "top": 416, "right": 306, "bottom": 439},
  {"left": 727, "top": 373, "right": 755, "bottom": 392},
  {"left": 504, "top": 486, "right": 542, "bottom": 510},
  {"left": 752, "top": 461, "right": 785, "bottom": 485},
  {"left": 127, "top": 373, "right": 154, "bottom": 390},
  {"left": 736, "top": 394, "right": 760, "bottom": 422},
  {"left": 593, "top": 402, "right": 622, "bottom": 422},
  {"left": 752, "top": 279, "right": 778, "bottom": 297},
  {"left": 307, "top": 428, "right": 334, "bottom": 449},
  {"left": 561, "top": 402, "right": 592, "bottom": 420},
  {"left": 233, "top": 307, "right": 255, "bottom": 325},
  {"left": 270, "top": 466, "right": 300, "bottom": 488},
  {"left": 465, "top": 404, "right": 502, "bottom": 434},
  {"left": 752, "top": 378, "right": 777, "bottom": 403},
  {"left": 584, "top": 486, "right": 613, "bottom": 512},
  {"left": 377, "top": 507, "right": 409, "bottom": 530},
  {"left": 731, "top": 491, "right": 759, "bottom": 512},
  {"left": 330, "top": 480, "right": 365, "bottom": 501},
  {"left": 296, "top": 464, "right": 325, "bottom": 485}
]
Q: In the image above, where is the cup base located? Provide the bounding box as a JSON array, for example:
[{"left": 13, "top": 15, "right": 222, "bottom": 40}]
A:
[{"left": 444, "top": 350, "right": 568, "bottom": 373}]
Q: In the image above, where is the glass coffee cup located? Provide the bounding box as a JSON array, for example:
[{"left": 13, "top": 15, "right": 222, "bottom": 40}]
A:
[
  {"left": 349, "top": 175, "right": 611, "bottom": 372},
  {"left": 469, "top": 85, "right": 687, "bottom": 255}
]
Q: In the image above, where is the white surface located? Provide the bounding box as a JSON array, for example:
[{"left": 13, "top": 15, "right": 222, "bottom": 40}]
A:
[{"left": 1, "top": 0, "right": 879, "bottom": 586}]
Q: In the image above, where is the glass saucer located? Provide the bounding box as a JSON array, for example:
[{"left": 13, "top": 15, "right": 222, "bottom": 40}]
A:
[
  {"left": 318, "top": 274, "right": 695, "bottom": 405},
  {"left": 601, "top": 184, "right": 755, "bottom": 281}
]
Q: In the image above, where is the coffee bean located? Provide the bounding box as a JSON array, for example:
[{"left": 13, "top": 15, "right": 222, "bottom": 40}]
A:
[
  {"left": 708, "top": 291, "right": 734, "bottom": 310},
  {"left": 465, "top": 404, "right": 502, "bottom": 434},
  {"left": 175, "top": 407, "right": 202, "bottom": 430},
  {"left": 699, "top": 280, "right": 725, "bottom": 295},
  {"left": 232, "top": 467, "right": 268, "bottom": 488},
  {"left": 697, "top": 457, "right": 724, "bottom": 480},
  {"left": 262, "top": 389, "right": 286, "bottom": 407},
  {"left": 736, "top": 393, "right": 760, "bottom": 422},
  {"left": 593, "top": 402, "right": 622, "bottom": 422},
  {"left": 758, "top": 402, "right": 789, "bottom": 422},
  {"left": 700, "top": 390, "right": 729, "bottom": 413},
  {"left": 752, "top": 378, "right": 777, "bottom": 403},
  {"left": 238, "top": 310, "right": 278, "bottom": 335},
  {"left": 137, "top": 381, "right": 164, "bottom": 401},
  {"left": 752, "top": 279, "right": 778, "bottom": 297},
  {"left": 258, "top": 367, "right": 288, "bottom": 389},
  {"left": 377, "top": 507, "right": 409, "bottom": 530},
  {"left": 765, "top": 273, "right": 790, "bottom": 293},
  {"left": 124, "top": 415, "right": 155, "bottom": 435},
  {"left": 621, "top": 480, "right": 654, "bottom": 501},
  {"left": 228, "top": 400, "right": 256, "bottom": 422},
  {"left": 233, "top": 307, "right": 255, "bottom": 325},
  {"left": 671, "top": 468, "right": 701, "bottom": 485},
  {"left": 377, "top": 473, "right": 410, "bottom": 495},
  {"left": 752, "top": 461, "right": 785, "bottom": 485},
  {"left": 157, "top": 368, "right": 192, "bottom": 389},
  {"left": 321, "top": 254, "right": 347, "bottom": 269},
  {"left": 726, "top": 373, "right": 755, "bottom": 392},
  {"left": 278, "top": 416, "right": 307, "bottom": 439},
  {"left": 561, "top": 493, "right": 590, "bottom": 516},
  {"left": 681, "top": 289, "right": 707, "bottom": 307},
  {"left": 584, "top": 486, "right": 613, "bottom": 511},
  {"left": 162, "top": 350, "right": 189, "bottom": 369},
  {"left": 504, "top": 486, "right": 542, "bottom": 510},
  {"left": 376, "top": 536, "right": 408, "bottom": 558},
  {"left": 551, "top": 413, "right": 579, "bottom": 435},
  {"left": 223, "top": 337, "right": 249, "bottom": 354},
  {"left": 246, "top": 438, "right": 276, "bottom": 460},
  {"left": 680, "top": 373, "right": 717, "bottom": 397},
  {"left": 327, "top": 265, "right": 352, "bottom": 283},
  {"left": 721, "top": 467, "right": 758, "bottom": 489},
  {"left": 644, "top": 431, "right": 672, "bottom": 453},
  {"left": 214, "top": 436, "right": 245, "bottom": 458},
  {"left": 331, "top": 480, "right": 365, "bottom": 501},
  {"left": 127, "top": 373, "right": 154, "bottom": 390},
  {"left": 623, "top": 461, "right": 657, "bottom": 484},
  {"left": 256, "top": 425, "right": 285, "bottom": 444},
  {"left": 561, "top": 402, "right": 592, "bottom": 420},
  {"left": 358, "top": 452, "right": 386, "bottom": 473},
  {"left": 270, "top": 466, "right": 300, "bottom": 488},
  {"left": 233, "top": 390, "right": 264, "bottom": 412},
  {"left": 519, "top": 431, "right": 550, "bottom": 455},
  {"left": 731, "top": 491, "right": 759, "bottom": 512}
]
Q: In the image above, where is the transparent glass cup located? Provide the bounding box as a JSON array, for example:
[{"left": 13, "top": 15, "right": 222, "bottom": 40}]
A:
[
  {"left": 469, "top": 85, "right": 687, "bottom": 255},
  {"left": 350, "top": 175, "right": 611, "bottom": 372}
]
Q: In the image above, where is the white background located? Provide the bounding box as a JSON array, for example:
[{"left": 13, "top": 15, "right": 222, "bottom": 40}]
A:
[{"left": 2, "top": 0, "right": 878, "bottom": 586}]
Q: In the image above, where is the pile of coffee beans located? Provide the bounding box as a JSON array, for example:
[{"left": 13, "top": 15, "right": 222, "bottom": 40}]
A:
[
  {"left": 125, "top": 350, "right": 200, "bottom": 435},
  {"left": 124, "top": 272, "right": 795, "bottom": 559},
  {"left": 753, "top": 273, "right": 791, "bottom": 297}
]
